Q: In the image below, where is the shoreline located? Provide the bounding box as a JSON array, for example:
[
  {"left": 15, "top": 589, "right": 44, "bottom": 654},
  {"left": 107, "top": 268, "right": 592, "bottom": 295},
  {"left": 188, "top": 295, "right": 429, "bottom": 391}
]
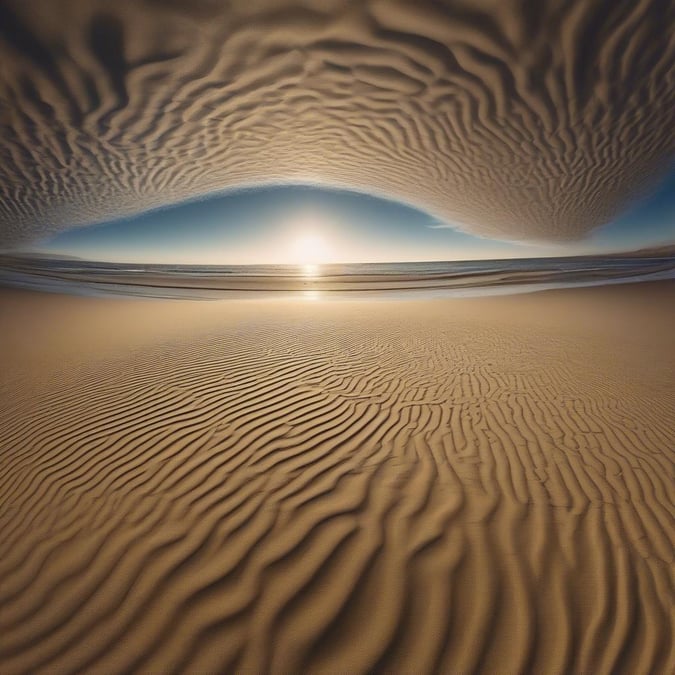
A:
[{"left": 1, "top": 256, "right": 673, "bottom": 300}]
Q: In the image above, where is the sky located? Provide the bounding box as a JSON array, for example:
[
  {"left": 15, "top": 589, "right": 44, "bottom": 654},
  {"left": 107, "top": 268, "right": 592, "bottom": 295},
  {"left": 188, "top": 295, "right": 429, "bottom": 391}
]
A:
[{"left": 24, "top": 166, "right": 675, "bottom": 265}]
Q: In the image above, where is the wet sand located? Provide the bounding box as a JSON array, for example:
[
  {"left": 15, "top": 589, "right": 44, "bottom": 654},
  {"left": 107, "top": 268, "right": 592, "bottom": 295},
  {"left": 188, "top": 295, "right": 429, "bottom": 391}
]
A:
[{"left": 0, "top": 283, "right": 674, "bottom": 673}]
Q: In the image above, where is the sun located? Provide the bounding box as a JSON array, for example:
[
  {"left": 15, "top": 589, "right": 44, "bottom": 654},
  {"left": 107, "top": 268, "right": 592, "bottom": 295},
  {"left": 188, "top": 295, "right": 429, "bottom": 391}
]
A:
[{"left": 290, "top": 233, "right": 329, "bottom": 271}]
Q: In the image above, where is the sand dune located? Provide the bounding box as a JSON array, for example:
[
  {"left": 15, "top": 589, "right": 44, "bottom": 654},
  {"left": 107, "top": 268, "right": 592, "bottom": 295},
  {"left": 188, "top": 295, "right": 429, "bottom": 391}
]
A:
[
  {"left": 1, "top": 283, "right": 674, "bottom": 673},
  {"left": 0, "top": 0, "right": 673, "bottom": 245}
]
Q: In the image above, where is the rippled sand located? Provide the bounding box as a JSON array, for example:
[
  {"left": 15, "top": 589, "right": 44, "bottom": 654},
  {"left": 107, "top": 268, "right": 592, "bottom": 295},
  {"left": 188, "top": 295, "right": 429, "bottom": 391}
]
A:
[
  {"left": 1, "top": 1, "right": 673, "bottom": 245},
  {"left": 1, "top": 283, "right": 673, "bottom": 674}
]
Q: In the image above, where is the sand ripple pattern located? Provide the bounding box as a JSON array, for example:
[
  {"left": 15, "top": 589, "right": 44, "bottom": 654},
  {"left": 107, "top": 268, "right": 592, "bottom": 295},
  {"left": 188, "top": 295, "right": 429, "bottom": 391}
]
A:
[
  {"left": 0, "top": 0, "right": 674, "bottom": 245},
  {"left": 0, "top": 291, "right": 674, "bottom": 673}
]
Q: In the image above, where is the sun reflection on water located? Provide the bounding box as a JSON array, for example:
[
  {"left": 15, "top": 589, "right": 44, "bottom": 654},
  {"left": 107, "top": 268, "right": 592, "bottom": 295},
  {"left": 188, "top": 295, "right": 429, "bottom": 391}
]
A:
[{"left": 303, "top": 263, "right": 319, "bottom": 277}]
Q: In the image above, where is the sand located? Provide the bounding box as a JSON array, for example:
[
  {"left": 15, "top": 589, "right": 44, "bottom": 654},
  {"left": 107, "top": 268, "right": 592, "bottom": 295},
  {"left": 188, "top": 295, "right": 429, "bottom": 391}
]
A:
[
  {"left": 1, "top": 1, "right": 674, "bottom": 246},
  {"left": 0, "top": 283, "right": 674, "bottom": 674}
]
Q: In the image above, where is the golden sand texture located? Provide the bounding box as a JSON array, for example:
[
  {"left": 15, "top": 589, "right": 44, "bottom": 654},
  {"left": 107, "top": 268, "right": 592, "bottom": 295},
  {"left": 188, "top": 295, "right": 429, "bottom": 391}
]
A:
[
  {"left": 1, "top": 1, "right": 674, "bottom": 246},
  {"left": 0, "top": 283, "right": 674, "bottom": 673}
]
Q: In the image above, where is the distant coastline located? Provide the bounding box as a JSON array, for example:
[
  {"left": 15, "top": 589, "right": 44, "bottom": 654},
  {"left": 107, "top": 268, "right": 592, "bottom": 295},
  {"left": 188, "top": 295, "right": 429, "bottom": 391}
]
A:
[{"left": 1, "top": 252, "right": 674, "bottom": 299}]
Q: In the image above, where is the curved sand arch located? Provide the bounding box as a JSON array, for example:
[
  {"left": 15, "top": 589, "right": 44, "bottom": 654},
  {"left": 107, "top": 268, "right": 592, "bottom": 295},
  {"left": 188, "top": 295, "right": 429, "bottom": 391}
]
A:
[{"left": 0, "top": 0, "right": 673, "bottom": 246}]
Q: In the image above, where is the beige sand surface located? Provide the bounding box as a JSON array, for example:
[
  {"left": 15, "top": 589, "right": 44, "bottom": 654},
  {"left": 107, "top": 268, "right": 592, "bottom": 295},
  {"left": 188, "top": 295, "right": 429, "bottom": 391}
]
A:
[{"left": 0, "top": 283, "right": 674, "bottom": 674}]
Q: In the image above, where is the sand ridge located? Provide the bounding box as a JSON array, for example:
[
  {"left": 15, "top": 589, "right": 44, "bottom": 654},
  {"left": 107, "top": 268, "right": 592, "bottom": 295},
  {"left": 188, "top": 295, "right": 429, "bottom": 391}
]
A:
[{"left": 0, "top": 284, "right": 674, "bottom": 673}]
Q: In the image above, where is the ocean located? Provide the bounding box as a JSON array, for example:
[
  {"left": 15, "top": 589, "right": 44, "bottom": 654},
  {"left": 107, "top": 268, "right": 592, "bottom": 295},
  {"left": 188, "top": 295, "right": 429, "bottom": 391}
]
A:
[{"left": 0, "top": 255, "right": 674, "bottom": 299}]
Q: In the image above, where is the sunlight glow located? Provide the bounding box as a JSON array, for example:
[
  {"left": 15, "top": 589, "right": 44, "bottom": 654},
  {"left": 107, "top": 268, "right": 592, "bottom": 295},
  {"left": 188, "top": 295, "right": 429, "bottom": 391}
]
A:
[{"left": 290, "top": 232, "right": 330, "bottom": 266}]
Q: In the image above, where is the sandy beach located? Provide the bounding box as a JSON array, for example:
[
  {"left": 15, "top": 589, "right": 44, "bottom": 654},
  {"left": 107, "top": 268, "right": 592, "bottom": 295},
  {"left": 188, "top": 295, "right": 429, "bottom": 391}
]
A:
[{"left": 1, "top": 282, "right": 673, "bottom": 674}]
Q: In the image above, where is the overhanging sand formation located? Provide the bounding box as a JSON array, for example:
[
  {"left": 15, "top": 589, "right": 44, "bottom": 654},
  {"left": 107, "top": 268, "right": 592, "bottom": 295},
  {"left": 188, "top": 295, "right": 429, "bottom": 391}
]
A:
[{"left": 0, "top": 0, "right": 673, "bottom": 246}]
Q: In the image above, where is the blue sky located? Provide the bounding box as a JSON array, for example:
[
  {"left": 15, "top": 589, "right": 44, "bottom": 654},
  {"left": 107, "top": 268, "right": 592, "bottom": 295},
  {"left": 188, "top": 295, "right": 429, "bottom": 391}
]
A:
[{"left": 28, "top": 167, "right": 675, "bottom": 264}]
